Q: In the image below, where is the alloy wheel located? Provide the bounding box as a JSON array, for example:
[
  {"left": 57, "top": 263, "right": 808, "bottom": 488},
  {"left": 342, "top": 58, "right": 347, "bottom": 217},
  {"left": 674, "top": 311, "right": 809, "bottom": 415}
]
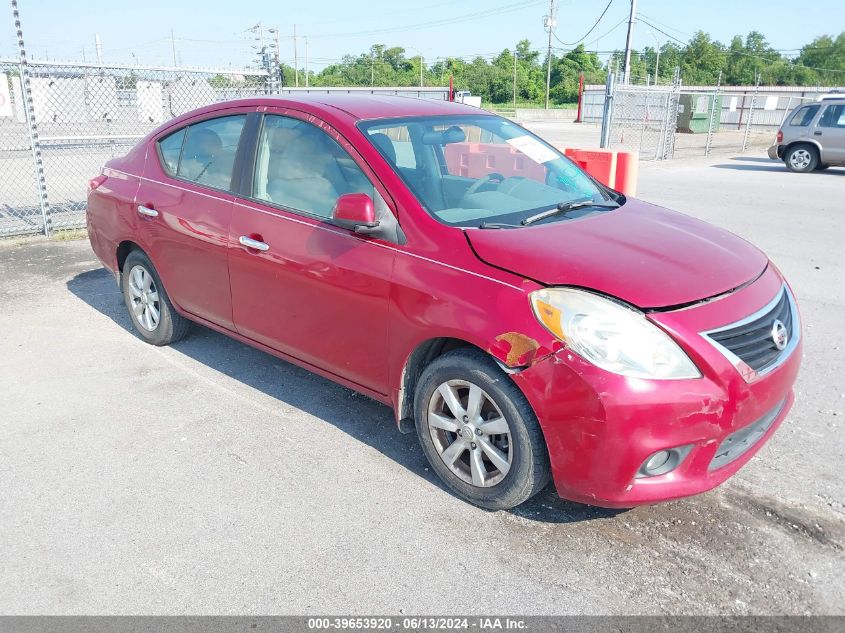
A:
[
  {"left": 427, "top": 379, "right": 513, "bottom": 487},
  {"left": 127, "top": 265, "right": 161, "bottom": 331}
]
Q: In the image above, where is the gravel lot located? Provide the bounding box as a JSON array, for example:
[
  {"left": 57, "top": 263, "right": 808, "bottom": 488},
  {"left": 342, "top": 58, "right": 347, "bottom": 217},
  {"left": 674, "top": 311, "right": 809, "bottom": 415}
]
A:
[{"left": 1, "top": 152, "right": 843, "bottom": 615}]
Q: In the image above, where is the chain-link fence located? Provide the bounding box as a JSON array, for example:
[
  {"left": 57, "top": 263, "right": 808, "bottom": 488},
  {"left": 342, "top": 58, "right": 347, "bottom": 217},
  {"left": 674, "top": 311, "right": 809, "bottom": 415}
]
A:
[
  {"left": 607, "top": 84, "right": 679, "bottom": 160},
  {"left": 0, "top": 59, "right": 270, "bottom": 237},
  {"left": 591, "top": 81, "right": 834, "bottom": 160}
]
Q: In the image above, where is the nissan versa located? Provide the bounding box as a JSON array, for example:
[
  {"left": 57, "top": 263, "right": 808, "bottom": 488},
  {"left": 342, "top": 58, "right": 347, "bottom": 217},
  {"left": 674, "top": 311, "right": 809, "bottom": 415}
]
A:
[{"left": 86, "top": 95, "right": 801, "bottom": 510}]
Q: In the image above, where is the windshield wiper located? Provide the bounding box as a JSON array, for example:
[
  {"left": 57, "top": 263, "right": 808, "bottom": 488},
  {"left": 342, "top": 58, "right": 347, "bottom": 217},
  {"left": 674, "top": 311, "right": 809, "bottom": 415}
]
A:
[
  {"left": 478, "top": 221, "right": 521, "bottom": 229},
  {"left": 521, "top": 199, "right": 618, "bottom": 226}
]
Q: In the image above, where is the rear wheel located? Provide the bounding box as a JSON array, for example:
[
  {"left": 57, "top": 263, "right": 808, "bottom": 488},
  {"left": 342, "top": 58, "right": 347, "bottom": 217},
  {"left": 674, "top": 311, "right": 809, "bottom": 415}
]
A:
[
  {"left": 414, "top": 348, "right": 550, "bottom": 510},
  {"left": 121, "top": 250, "right": 191, "bottom": 346},
  {"left": 784, "top": 144, "right": 818, "bottom": 173}
]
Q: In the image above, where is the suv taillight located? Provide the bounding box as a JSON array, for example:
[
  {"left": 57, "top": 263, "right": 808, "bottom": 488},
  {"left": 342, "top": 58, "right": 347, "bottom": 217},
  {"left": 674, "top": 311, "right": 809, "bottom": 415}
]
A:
[{"left": 776, "top": 130, "right": 783, "bottom": 143}]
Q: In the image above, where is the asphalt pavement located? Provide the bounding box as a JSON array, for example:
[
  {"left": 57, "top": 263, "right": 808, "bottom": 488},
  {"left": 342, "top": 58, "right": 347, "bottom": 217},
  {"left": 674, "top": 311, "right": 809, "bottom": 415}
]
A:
[{"left": 1, "top": 152, "right": 843, "bottom": 615}]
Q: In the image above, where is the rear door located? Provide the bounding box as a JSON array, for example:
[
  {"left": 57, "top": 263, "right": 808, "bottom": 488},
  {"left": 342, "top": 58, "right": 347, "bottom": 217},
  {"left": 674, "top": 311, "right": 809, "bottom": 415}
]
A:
[
  {"left": 228, "top": 110, "right": 395, "bottom": 394},
  {"left": 816, "top": 103, "right": 845, "bottom": 164},
  {"left": 136, "top": 108, "right": 256, "bottom": 330}
]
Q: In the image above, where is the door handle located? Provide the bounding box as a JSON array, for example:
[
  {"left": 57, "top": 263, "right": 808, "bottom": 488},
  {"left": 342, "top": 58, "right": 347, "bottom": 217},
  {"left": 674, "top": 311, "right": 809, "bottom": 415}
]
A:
[
  {"left": 137, "top": 205, "right": 159, "bottom": 218},
  {"left": 239, "top": 235, "right": 270, "bottom": 252}
]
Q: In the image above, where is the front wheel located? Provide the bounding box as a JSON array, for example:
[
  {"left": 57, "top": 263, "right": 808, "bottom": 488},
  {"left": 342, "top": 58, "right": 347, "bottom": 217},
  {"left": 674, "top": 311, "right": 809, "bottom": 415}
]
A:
[
  {"left": 784, "top": 144, "right": 818, "bottom": 173},
  {"left": 414, "top": 348, "right": 550, "bottom": 510}
]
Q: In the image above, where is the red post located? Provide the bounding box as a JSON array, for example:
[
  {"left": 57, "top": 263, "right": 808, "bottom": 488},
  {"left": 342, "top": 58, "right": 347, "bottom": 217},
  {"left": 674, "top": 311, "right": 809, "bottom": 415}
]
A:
[
  {"left": 449, "top": 74, "right": 454, "bottom": 101},
  {"left": 575, "top": 72, "right": 584, "bottom": 123}
]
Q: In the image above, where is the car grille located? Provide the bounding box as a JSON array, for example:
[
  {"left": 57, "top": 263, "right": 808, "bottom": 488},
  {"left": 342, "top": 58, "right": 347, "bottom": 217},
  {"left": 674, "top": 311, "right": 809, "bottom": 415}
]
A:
[
  {"left": 709, "top": 399, "right": 786, "bottom": 471},
  {"left": 702, "top": 285, "right": 799, "bottom": 380}
]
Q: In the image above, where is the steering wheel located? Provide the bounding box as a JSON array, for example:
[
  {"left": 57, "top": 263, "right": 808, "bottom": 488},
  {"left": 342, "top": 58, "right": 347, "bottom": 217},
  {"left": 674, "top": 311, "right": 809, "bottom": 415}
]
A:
[{"left": 463, "top": 172, "right": 505, "bottom": 198}]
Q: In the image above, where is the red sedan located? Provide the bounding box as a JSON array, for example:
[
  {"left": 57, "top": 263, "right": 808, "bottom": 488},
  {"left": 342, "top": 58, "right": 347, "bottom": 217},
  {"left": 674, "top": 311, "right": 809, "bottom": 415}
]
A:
[{"left": 86, "top": 95, "right": 801, "bottom": 510}]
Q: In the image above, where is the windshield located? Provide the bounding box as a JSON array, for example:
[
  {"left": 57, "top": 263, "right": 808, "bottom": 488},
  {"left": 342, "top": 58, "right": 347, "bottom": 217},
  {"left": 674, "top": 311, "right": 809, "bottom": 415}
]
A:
[{"left": 358, "top": 114, "right": 619, "bottom": 228}]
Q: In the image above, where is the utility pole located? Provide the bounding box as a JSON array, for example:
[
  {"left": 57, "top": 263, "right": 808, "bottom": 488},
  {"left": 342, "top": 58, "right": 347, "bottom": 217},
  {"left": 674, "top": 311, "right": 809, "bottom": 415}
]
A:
[
  {"left": 513, "top": 45, "right": 518, "bottom": 110},
  {"left": 622, "top": 0, "right": 638, "bottom": 84},
  {"left": 293, "top": 24, "right": 298, "bottom": 87},
  {"left": 544, "top": 0, "right": 555, "bottom": 109},
  {"left": 305, "top": 37, "right": 309, "bottom": 87},
  {"left": 170, "top": 30, "right": 178, "bottom": 67},
  {"left": 94, "top": 33, "right": 103, "bottom": 65},
  {"left": 371, "top": 50, "right": 375, "bottom": 86}
]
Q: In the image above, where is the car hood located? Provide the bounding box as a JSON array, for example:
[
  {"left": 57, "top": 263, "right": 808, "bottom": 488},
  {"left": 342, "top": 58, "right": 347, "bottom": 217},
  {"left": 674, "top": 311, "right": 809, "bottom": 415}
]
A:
[{"left": 465, "top": 199, "right": 768, "bottom": 309}]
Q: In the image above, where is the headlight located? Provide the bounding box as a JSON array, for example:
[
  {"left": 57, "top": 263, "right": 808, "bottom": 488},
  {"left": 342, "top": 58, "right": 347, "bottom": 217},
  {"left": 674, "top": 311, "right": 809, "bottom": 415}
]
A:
[{"left": 529, "top": 288, "right": 701, "bottom": 379}]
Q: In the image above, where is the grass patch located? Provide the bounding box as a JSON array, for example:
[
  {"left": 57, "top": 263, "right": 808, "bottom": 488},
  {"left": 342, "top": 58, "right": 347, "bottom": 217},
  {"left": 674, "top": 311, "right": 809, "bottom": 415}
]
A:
[{"left": 51, "top": 228, "right": 88, "bottom": 241}]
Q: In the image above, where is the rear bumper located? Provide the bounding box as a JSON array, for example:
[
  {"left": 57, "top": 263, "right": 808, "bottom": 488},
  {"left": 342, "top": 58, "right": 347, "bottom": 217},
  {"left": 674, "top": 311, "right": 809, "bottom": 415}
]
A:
[
  {"left": 511, "top": 266, "right": 802, "bottom": 508},
  {"left": 767, "top": 144, "right": 783, "bottom": 160}
]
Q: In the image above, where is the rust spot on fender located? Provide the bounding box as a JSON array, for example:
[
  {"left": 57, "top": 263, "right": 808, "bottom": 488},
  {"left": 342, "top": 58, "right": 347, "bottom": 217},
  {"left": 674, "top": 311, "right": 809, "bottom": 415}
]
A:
[{"left": 491, "top": 332, "right": 542, "bottom": 367}]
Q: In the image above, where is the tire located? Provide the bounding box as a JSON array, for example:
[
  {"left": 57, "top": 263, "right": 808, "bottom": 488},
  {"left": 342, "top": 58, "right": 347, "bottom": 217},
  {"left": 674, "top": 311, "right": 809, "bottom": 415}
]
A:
[
  {"left": 784, "top": 144, "right": 819, "bottom": 173},
  {"left": 121, "top": 249, "right": 191, "bottom": 346},
  {"left": 815, "top": 163, "right": 830, "bottom": 171},
  {"left": 414, "top": 348, "right": 550, "bottom": 510}
]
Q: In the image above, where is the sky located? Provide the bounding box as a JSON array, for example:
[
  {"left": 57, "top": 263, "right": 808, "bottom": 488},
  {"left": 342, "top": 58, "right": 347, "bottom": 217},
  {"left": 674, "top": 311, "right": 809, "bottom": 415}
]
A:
[{"left": 3, "top": 0, "right": 844, "bottom": 71}]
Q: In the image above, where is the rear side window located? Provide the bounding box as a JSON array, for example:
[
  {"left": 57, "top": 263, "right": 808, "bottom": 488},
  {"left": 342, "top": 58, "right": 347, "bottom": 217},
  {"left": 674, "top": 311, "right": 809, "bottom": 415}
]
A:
[
  {"left": 819, "top": 104, "right": 845, "bottom": 128},
  {"left": 155, "top": 115, "right": 247, "bottom": 192},
  {"left": 788, "top": 105, "right": 820, "bottom": 127},
  {"left": 157, "top": 128, "right": 185, "bottom": 174},
  {"left": 178, "top": 115, "right": 247, "bottom": 190}
]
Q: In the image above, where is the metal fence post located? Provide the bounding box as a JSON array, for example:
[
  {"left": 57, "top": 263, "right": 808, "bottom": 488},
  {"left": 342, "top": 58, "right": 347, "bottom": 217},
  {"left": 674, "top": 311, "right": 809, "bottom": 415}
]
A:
[
  {"left": 599, "top": 71, "right": 614, "bottom": 148},
  {"left": 742, "top": 76, "right": 760, "bottom": 153},
  {"left": 705, "top": 70, "right": 721, "bottom": 157},
  {"left": 11, "top": 0, "right": 51, "bottom": 236}
]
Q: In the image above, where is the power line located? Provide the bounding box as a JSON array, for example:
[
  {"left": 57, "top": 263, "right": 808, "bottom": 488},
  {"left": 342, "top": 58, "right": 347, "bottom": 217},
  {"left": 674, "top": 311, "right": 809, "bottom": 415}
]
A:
[
  {"left": 307, "top": 0, "right": 546, "bottom": 39},
  {"left": 636, "top": 18, "right": 686, "bottom": 46},
  {"left": 553, "top": 0, "right": 614, "bottom": 47}
]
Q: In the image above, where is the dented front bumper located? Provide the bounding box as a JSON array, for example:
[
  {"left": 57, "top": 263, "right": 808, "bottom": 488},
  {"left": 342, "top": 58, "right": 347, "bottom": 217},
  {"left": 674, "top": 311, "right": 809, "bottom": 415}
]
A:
[{"left": 510, "top": 265, "right": 801, "bottom": 508}]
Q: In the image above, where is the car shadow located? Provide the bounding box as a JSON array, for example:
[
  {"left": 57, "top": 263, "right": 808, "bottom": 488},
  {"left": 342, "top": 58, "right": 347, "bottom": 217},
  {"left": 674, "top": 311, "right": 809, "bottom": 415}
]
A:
[
  {"left": 727, "top": 156, "right": 775, "bottom": 163},
  {"left": 714, "top": 159, "right": 845, "bottom": 174},
  {"left": 66, "top": 266, "right": 623, "bottom": 525}
]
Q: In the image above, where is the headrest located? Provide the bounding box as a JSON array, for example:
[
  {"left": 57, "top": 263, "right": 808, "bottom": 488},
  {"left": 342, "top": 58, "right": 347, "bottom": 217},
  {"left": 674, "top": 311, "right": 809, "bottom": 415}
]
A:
[
  {"left": 369, "top": 132, "right": 397, "bottom": 164},
  {"left": 184, "top": 128, "right": 222, "bottom": 159}
]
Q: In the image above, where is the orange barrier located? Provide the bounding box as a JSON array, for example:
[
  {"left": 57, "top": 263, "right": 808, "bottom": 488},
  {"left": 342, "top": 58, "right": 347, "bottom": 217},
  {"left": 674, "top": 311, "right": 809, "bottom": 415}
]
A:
[
  {"left": 613, "top": 150, "right": 639, "bottom": 197},
  {"left": 564, "top": 148, "right": 638, "bottom": 197},
  {"left": 442, "top": 142, "right": 640, "bottom": 198}
]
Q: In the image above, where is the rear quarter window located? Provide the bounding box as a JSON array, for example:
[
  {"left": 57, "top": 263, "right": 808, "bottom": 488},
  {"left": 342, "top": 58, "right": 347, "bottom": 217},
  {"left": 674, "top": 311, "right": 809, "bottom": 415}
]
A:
[
  {"left": 788, "top": 105, "right": 820, "bottom": 127},
  {"left": 156, "top": 127, "right": 186, "bottom": 174}
]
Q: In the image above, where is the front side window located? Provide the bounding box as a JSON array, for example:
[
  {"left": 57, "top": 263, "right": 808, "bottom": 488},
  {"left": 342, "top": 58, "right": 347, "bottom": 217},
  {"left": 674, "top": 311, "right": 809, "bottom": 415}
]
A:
[
  {"left": 819, "top": 104, "right": 845, "bottom": 128},
  {"left": 252, "top": 115, "right": 374, "bottom": 219},
  {"left": 788, "top": 105, "right": 820, "bottom": 127},
  {"left": 170, "top": 115, "right": 246, "bottom": 191},
  {"left": 358, "top": 114, "right": 615, "bottom": 228}
]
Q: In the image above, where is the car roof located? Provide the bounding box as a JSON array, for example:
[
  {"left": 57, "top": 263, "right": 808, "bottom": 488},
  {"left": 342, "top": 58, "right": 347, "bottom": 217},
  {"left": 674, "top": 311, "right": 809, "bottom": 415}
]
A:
[{"left": 198, "top": 94, "right": 491, "bottom": 121}]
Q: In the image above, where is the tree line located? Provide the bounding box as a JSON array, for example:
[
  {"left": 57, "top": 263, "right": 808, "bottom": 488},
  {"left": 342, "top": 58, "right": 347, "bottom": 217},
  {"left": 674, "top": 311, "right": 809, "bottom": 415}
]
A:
[{"left": 276, "top": 30, "right": 844, "bottom": 105}]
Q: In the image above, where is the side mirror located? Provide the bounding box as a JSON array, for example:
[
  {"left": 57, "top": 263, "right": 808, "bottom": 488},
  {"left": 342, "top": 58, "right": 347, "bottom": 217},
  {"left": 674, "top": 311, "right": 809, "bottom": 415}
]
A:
[{"left": 332, "top": 193, "right": 379, "bottom": 233}]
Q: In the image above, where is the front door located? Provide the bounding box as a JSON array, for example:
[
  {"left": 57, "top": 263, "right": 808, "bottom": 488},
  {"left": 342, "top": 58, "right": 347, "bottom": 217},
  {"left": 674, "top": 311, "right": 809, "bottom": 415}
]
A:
[
  {"left": 228, "top": 111, "right": 395, "bottom": 394},
  {"left": 817, "top": 103, "right": 845, "bottom": 164}
]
